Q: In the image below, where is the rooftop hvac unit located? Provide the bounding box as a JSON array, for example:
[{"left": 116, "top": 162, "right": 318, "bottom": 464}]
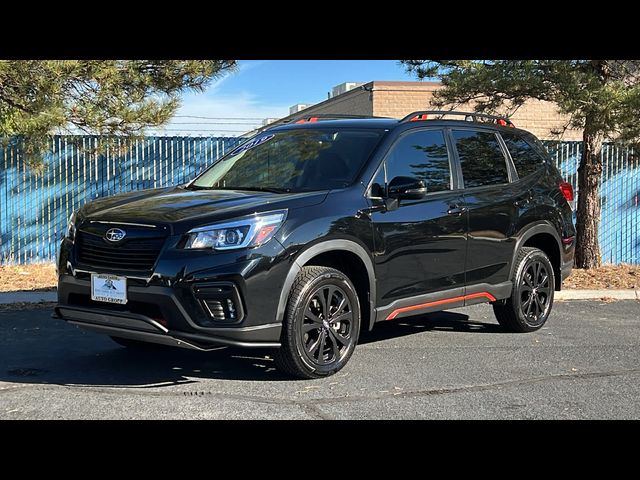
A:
[
  {"left": 289, "top": 104, "right": 312, "bottom": 115},
  {"left": 331, "top": 82, "right": 364, "bottom": 98}
]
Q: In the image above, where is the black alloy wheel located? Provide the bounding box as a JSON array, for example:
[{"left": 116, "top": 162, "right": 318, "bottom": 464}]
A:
[
  {"left": 299, "top": 284, "right": 354, "bottom": 367},
  {"left": 519, "top": 259, "right": 552, "bottom": 325},
  {"left": 275, "top": 266, "right": 361, "bottom": 379},
  {"left": 493, "top": 247, "right": 555, "bottom": 332}
]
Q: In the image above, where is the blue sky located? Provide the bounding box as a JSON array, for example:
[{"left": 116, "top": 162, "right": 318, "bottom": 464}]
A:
[{"left": 157, "top": 60, "right": 413, "bottom": 136}]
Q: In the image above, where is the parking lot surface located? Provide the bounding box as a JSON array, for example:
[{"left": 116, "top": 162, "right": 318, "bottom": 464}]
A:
[{"left": 1, "top": 300, "right": 639, "bottom": 419}]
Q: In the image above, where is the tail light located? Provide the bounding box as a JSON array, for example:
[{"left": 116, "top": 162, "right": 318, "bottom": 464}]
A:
[{"left": 559, "top": 182, "right": 574, "bottom": 202}]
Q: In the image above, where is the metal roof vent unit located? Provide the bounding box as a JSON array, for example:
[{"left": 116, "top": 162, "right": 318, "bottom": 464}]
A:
[{"left": 330, "top": 82, "right": 364, "bottom": 98}]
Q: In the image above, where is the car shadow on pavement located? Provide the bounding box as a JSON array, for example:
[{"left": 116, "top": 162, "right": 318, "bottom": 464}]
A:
[
  {"left": 3, "top": 342, "right": 289, "bottom": 387},
  {"left": 359, "top": 310, "right": 504, "bottom": 344},
  {"left": 1, "top": 308, "right": 503, "bottom": 388}
]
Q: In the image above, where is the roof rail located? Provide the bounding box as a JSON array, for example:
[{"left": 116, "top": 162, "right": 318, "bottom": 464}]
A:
[
  {"left": 284, "top": 113, "right": 388, "bottom": 124},
  {"left": 399, "top": 110, "right": 515, "bottom": 127},
  {"left": 257, "top": 113, "right": 391, "bottom": 133}
]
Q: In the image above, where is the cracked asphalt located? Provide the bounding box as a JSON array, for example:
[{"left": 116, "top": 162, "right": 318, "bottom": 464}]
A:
[{"left": 1, "top": 300, "right": 639, "bottom": 419}]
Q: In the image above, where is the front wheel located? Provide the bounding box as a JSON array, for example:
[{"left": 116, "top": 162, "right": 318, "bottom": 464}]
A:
[
  {"left": 275, "top": 266, "right": 361, "bottom": 379},
  {"left": 493, "top": 247, "right": 555, "bottom": 332}
]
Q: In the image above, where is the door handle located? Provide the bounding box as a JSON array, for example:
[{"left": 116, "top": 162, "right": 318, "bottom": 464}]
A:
[{"left": 447, "top": 203, "right": 467, "bottom": 215}]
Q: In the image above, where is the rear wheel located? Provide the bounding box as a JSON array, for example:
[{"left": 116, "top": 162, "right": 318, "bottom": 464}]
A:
[
  {"left": 275, "top": 266, "right": 361, "bottom": 379},
  {"left": 493, "top": 247, "right": 555, "bottom": 332}
]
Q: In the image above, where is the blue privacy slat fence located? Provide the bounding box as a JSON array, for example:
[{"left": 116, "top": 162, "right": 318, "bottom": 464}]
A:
[
  {"left": 0, "top": 136, "right": 639, "bottom": 265},
  {"left": 0, "top": 136, "right": 241, "bottom": 264},
  {"left": 545, "top": 141, "right": 640, "bottom": 265}
]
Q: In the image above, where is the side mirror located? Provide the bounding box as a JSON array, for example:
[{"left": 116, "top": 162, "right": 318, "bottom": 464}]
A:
[{"left": 387, "top": 176, "right": 427, "bottom": 200}]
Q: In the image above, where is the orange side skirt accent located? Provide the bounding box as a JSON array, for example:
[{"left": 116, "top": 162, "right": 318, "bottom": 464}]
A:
[{"left": 385, "top": 292, "right": 497, "bottom": 320}]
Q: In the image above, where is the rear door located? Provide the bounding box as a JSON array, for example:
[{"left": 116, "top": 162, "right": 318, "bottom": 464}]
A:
[{"left": 449, "top": 128, "right": 527, "bottom": 289}]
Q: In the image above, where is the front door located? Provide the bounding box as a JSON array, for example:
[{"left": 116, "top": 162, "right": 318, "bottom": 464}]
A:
[{"left": 368, "top": 128, "right": 467, "bottom": 308}]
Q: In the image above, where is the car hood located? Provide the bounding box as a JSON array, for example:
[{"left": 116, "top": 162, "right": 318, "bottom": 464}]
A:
[{"left": 79, "top": 186, "right": 329, "bottom": 234}]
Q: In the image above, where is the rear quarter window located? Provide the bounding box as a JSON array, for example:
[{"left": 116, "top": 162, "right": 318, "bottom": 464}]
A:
[{"left": 501, "top": 132, "right": 547, "bottom": 179}]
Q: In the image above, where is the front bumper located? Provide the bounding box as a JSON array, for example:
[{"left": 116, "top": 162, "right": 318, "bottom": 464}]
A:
[
  {"left": 55, "top": 238, "right": 290, "bottom": 349},
  {"left": 53, "top": 304, "right": 281, "bottom": 349}
]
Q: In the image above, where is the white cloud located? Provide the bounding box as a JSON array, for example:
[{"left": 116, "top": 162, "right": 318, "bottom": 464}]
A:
[
  {"left": 147, "top": 61, "right": 287, "bottom": 137},
  {"left": 205, "top": 61, "right": 264, "bottom": 93},
  {"left": 146, "top": 92, "right": 289, "bottom": 137}
]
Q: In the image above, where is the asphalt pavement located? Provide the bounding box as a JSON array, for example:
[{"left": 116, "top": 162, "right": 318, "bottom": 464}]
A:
[
  {"left": 3, "top": 288, "right": 637, "bottom": 304},
  {"left": 1, "top": 300, "right": 639, "bottom": 419}
]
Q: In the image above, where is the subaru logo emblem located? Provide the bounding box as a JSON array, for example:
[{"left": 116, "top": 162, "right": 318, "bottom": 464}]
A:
[{"left": 105, "top": 228, "right": 126, "bottom": 242}]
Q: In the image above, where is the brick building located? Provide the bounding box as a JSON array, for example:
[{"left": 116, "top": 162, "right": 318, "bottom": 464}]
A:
[{"left": 274, "top": 81, "right": 582, "bottom": 140}]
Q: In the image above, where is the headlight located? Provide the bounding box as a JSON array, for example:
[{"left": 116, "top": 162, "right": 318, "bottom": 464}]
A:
[
  {"left": 66, "top": 211, "right": 77, "bottom": 242},
  {"left": 184, "top": 210, "right": 287, "bottom": 250}
]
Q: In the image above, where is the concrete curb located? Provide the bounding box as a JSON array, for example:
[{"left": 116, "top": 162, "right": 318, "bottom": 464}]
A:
[
  {"left": 0, "top": 291, "right": 57, "bottom": 304},
  {"left": 0, "top": 289, "right": 637, "bottom": 305},
  {"left": 555, "top": 289, "right": 638, "bottom": 300}
]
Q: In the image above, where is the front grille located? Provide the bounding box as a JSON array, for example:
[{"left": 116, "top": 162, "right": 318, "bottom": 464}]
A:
[{"left": 76, "top": 232, "right": 165, "bottom": 271}]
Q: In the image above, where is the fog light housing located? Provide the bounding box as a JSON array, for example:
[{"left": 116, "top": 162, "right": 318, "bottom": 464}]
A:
[{"left": 193, "top": 282, "right": 244, "bottom": 325}]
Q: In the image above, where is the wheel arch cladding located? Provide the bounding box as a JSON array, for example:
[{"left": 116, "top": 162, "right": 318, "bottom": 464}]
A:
[
  {"left": 519, "top": 228, "right": 562, "bottom": 291},
  {"left": 276, "top": 240, "right": 376, "bottom": 331}
]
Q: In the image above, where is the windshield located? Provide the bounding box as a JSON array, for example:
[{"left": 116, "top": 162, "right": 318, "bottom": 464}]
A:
[{"left": 191, "top": 128, "right": 385, "bottom": 193}]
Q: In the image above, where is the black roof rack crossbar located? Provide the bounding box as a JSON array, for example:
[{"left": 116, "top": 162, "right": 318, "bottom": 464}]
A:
[{"left": 399, "top": 110, "right": 513, "bottom": 124}]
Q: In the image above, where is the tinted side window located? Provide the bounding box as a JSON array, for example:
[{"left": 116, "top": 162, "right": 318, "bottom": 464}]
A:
[
  {"left": 452, "top": 130, "right": 509, "bottom": 188},
  {"left": 385, "top": 130, "right": 451, "bottom": 193},
  {"left": 521, "top": 132, "right": 552, "bottom": 161},
  {"left": 501, "top": 132, "right": 545, "bottom": 179}
]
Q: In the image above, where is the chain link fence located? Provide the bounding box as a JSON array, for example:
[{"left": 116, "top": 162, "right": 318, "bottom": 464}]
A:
[
  {"left": 1, "top": 136, "right": 241, "bottom": 264},
  {"left": 1, "top": 136, "right": 638, "bottom": 265},
  {"left": 545, "top": 140, "right": 640, "bottom": 264}
]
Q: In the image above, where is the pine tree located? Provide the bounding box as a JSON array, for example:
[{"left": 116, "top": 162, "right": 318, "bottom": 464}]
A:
[
  {"left": 402, "top": 60, "right": 640, "bottom": 269},
  {"left": 0, "top": 60, "right": 236, "bottom": 166}
]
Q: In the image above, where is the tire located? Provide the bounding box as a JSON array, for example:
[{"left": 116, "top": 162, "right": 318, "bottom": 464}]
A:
[
  {"left": 493, "top": 247, "right": 555, "bottom": 333},
  {"left": 110, "top": 336, "right": 164, "bottom": 350},
  {"left": 274, "top": 266, "right": 361, "bottom": 379}
]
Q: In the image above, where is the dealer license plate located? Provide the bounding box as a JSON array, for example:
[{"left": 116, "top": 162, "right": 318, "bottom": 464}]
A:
[{"left": 91, "top": 273, "right": 128, "bottom": 304}]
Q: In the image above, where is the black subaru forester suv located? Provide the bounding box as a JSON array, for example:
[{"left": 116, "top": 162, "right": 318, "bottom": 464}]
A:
[{"left": 55, "top": 111, "right": 575, "bottom": 378}]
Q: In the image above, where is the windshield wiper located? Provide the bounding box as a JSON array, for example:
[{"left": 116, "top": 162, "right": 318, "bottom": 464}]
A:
[
  {"left": 230, "top": 186, "right": 292, "bottom": 194},
  {"left": 183, "top": 184, "right": 212, "bottom": 190},
  {"left": 184, "top": 184, "right": 292, "bottom": 194}
]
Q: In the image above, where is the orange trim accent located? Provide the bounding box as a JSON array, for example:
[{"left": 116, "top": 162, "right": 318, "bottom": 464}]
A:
[
  {"left": 410, "top": 114, "right": 429, "bottom": 122},
  {"left": 295, "top": 117, "right": 320, "bottom": 124},
  {"left": 385, "top": 292, "right": 497, "bottom": 320}
]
